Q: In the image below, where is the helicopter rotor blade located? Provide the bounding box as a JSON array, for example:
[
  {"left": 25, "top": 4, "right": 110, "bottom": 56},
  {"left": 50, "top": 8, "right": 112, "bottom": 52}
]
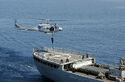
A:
[
  {"left": 49, "top": 19, "right": 69, "bottom": 21},
  {"left": 31, "top": 18, "right": 69, "bottom": 21}
]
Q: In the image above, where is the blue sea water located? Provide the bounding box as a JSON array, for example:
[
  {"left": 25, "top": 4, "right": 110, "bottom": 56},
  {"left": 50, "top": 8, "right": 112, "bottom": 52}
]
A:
[{"left": 0, "top": 0, "right": 125, "bottom": 81}]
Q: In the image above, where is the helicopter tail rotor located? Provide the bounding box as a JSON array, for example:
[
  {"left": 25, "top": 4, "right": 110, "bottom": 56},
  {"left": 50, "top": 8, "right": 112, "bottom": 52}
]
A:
[
  {"left": 15, "top": 19, "right": 17, "bottom": 25},
  {"left": 14, "top": 19, "right": 21, "bottom": 29},
  {"left": 14, "top": 19, "right": 19, "bottom": 28}
]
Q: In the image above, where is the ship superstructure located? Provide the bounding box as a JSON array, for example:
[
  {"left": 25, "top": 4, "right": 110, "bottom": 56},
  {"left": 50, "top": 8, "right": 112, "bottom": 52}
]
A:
[{"left": 33, "top": 47, "right": 125, "bottom": 82}]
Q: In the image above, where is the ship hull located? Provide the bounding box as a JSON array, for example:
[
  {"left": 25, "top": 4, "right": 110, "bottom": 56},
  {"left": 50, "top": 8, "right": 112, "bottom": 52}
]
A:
[{"left": 34, "top": 59, "right": 104, "bottom": 82}]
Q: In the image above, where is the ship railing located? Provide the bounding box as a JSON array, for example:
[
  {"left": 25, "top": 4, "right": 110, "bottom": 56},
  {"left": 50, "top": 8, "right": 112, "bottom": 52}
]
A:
[
  {"left": 43, "top": 47, "right": 85, "bottom": 56},
  {"left": 33, "top": 47, "right": 94, "bottom": 58}
]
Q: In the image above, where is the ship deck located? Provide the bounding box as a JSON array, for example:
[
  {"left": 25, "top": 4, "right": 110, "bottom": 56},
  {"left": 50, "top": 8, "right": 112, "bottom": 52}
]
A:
[
  {"left": 73, "top": 71, "right": 115, "bottom": 82},
  {"left": 33, "top": 49, "right": 86, "bottom": 65}
]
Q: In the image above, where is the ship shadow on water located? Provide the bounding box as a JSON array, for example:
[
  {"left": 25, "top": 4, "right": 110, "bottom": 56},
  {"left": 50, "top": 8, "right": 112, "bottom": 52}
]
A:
[{"left": 0, "top": 47, "right": 54, "bottom": 82}]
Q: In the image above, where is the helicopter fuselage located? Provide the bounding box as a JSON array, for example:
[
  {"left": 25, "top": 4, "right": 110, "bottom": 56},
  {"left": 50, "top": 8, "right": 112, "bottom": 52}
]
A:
[{"left": 38, "top": 24, "right": 62, "bottom": 34}]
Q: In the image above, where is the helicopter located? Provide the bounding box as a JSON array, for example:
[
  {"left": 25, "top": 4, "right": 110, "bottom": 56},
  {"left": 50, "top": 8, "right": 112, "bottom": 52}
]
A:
[{"left": 15, "top": 19, "right": 63, "bottom": 34}]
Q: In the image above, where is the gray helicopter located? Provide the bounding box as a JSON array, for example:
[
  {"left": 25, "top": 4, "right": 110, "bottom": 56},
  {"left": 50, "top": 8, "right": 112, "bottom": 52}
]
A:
[{"left": 15, "top": 19, "right": 63, "bottom": 34}]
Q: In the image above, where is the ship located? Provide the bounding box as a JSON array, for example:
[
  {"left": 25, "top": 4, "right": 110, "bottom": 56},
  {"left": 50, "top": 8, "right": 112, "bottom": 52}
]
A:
[{"left": 33, "top": 47, "right": 125, "bottom": 82}]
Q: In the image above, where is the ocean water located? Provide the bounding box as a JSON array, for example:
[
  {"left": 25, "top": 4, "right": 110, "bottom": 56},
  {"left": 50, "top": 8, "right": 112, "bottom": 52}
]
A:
[{"left": 0, "top": 0, "right": 125, "bottom": 81}]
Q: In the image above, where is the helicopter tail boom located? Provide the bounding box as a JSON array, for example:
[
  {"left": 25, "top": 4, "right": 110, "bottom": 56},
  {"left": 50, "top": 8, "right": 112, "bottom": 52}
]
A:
[{"left": 14, "top": 20, "right": 38, "bottom": 31}]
